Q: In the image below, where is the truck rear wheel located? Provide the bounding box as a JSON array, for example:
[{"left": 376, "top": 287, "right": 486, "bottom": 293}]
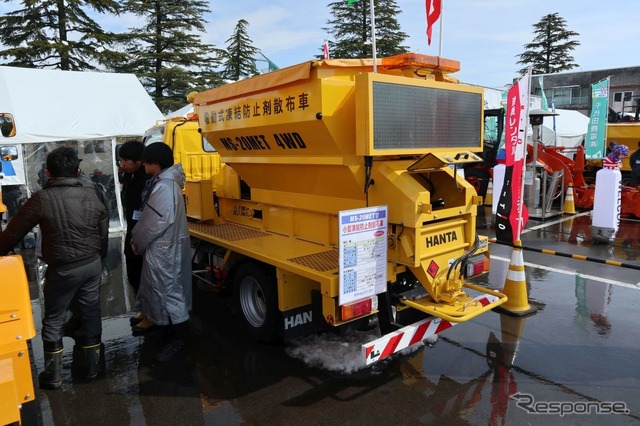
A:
[{"left": 233, "top": 261, "right": 281, "bottom": 342}]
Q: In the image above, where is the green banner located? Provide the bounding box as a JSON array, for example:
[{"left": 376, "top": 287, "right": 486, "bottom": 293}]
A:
[{"left": 585, "top": 78, "right": 609, "bottom": 160}]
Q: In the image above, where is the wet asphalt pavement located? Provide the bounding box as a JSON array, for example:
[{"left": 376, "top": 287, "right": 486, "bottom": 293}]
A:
[{"left": 21, "top": 207, "right": 640, "bottom": 425}]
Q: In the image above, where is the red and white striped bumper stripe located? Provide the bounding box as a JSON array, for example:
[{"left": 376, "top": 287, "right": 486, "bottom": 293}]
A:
[{"left": 362, "top": 294, "right": 499, "bottom": 365}]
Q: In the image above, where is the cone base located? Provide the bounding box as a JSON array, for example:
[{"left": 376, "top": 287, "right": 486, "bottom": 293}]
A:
[{"left": 494, "top": 304, "right": 537, "bottom": 317}]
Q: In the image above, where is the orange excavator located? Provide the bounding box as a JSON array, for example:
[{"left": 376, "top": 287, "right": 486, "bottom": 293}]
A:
[{"left": 527, "top": 142, "right": 640, "bottom": 219}]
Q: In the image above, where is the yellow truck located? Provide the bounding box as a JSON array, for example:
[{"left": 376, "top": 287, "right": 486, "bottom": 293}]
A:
[
  {"left": 186, "top": 53, "right": 507, "bottom": 365},
  {"left": 141, "top": 111, "right": 225, "bottom": 220},
  {"left": 0, "top": 115, "right": 38, "bottom": 425},
  {"left": 606, "top": 122, "right": 640, "bottom": 173}
]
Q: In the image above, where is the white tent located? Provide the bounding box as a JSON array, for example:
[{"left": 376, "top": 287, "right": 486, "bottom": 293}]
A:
[
  {"left": 166, "top": 104, "right": 192, "bottom": 119},
  {"left": 0, "top": 66, "right": 163, "bottom": 144},
  {"left": 541, "top": 108, "right": 589, "bottom": 147},
  {"left": 0, "top": 66, "right": 164, "bottom": 230}
]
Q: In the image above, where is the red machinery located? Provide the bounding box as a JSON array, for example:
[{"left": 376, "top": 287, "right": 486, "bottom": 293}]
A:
[{"left": 526, "top": 143, "right": 640, "bottom": 218}]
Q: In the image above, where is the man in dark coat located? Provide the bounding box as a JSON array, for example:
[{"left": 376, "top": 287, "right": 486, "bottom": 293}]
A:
[
  {"left": 0, "top": 147, "right": 108, "bottom": 389},
  {"left": 118, "top": 140, "right": 152, "bottom": 296}
]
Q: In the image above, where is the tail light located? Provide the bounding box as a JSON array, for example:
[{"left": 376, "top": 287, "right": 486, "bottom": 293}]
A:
[
  {"left": 341, "top": 296, "right": 378, "bottom": 321},
  {"left": 465, "top": 253, "right": 490, "bottom": 278}
]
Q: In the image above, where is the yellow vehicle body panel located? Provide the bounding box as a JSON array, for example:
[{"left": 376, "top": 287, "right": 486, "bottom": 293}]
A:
[
  {"left": 189, "top": 222, "right": 337, "bottom": 289},
  {"left": 0, "top": 255, "right": 36, "bottom": 424}
]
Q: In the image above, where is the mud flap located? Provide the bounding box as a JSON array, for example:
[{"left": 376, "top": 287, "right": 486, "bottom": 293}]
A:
[{"left": 362, "top": 293, "right": 500, "bottom": 366}]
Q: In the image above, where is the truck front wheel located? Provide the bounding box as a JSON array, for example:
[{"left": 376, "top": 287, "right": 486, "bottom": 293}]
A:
[{"left": 233, "top": 261, "right": 281, "bottom": 342}]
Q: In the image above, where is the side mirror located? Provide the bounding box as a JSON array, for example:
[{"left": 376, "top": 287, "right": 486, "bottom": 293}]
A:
[
  {"left": 0, "top": 145, "right": 19, "bottom": 162},
  {"left": 0, "top": 113, "right": 16, "bottom": 138}
]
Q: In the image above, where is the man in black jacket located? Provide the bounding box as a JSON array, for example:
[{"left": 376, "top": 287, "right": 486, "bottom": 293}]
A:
[
  {"left": 0, "top": 147, "right": 108, "bottom": 389},
  {"left": 118, "top": 140, "right": 152, "bottom": 298}
]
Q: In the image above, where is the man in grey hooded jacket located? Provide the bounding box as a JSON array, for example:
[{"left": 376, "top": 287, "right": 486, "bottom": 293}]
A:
[{"left": 131, "top": 142, "right": 192, "bottom": 362}]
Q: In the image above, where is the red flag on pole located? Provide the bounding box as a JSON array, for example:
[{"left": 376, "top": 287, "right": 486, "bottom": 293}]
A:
[
  {"left": 495, "top": 71, "right": 531, "bottom": 243},
  {"left": 426, "top": 0, "right": 441, "bottom": 45},
  {"left": 323, "top": 41, "right": 329, "bottom": 60}
]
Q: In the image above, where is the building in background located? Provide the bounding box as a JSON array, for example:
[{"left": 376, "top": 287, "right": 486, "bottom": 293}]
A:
[{"left": 532, "top": 66, "right": 640, "bottom": 120}]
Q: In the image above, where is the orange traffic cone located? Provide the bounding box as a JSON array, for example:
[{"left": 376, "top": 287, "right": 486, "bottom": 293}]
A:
[
  {"left": 563, "top": 186, "right": 576, "bottom": 215},
  {"left": 497, "top": 241, "right": 537, "bottom": 317}
]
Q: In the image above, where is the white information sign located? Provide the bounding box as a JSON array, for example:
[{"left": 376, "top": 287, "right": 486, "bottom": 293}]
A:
[{"left": 339, "top": 205, "right": 388, "bottom": 306}]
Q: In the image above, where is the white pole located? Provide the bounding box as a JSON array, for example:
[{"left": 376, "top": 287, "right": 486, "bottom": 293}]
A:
[
  {"left": 604, "top": 77, "right": 610, "bottom": 153},
  {"left": 438, "top": 0, "right": 444, "bottom": 57},
  {"left": 370, "top": 0, "right": 377, "bottom": 73},
  {"left": 111, "top": 136, "right": 125, "bottom": 232}
]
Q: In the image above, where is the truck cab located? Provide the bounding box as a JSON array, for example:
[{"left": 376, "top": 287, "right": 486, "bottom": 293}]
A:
[
  {"left": 140, "top": 114, "right": 227, "bottom": 220},
  {"left": 142, "top": 116, "right": 223, "bottom": 184}
]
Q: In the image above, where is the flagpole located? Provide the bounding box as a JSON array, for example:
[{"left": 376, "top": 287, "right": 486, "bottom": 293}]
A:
[
  {"left": 370, "top": 0, "right": 377, "bottom": 73},
  {"left": 516, "top": 68, "right": 533, "bottom": 239},
  {"left": 438, "top": 0, "right": 444, "bottom": 57},
  {"left": 603, "top": 76, "right": 610, "bottom": 155}
]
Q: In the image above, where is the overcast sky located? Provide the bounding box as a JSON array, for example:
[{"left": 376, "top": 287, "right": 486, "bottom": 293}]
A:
[{"left": 3, "top": 0, "right": 638, "bottom": 89}]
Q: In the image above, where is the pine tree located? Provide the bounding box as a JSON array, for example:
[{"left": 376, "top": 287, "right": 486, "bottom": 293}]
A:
[
  {"left": 222, "top": 19, "right": 259, "bottom": 81},
  {"left": 0, "top": 0, "right": 119, "bottom": 70},
  {"left": 324, "top": 0, "right": 409, "bottom": 59},
  {"left": 516, "top": 13, "right": 580, "bottom": 75},
  {"left": 110, "top": 0, "right": 223, "bottom": 114}
]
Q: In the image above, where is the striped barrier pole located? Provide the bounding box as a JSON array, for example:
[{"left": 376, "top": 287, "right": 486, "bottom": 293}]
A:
[{"left": 489, "top": 238, "right": 640, "bottom": 271}]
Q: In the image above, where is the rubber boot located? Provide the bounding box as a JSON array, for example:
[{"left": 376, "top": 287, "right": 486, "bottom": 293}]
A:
[
  {"left": 72, "top": 342, "right": 104, "bottom": 381},
  {"left": 39, "top": 349, "right": 63, "bottom": 389}
]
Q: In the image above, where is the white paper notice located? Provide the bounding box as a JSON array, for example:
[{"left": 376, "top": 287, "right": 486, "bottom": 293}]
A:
[{"left": 339, "top": 206, "right": 388, "bottom": 306}]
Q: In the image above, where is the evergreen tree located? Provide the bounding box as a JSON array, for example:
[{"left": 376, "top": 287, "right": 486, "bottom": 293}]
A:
[
  {"left": 0, "top": 0, "right": 119, "bottom": 70},
  {"left": 516, "top": 12, "right": 580, "bottom": 75},
  {"left": 324, "top": 0, "right": 409, "bottom": 59},
  {"left": 110, "top": 0, "right": 223, "bottom": 114},
  {"left": 222, "top": 19, "right": 259, "bottom": 81}
]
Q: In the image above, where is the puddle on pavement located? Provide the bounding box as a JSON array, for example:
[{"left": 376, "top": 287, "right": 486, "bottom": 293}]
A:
[{"left": 17, "top": 218, "right": 640, "bottom": 424}]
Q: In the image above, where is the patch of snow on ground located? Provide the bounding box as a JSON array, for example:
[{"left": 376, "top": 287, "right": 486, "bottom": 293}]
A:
[{"left": 286, "top": 326, "right": 440, "bottom": 374}]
